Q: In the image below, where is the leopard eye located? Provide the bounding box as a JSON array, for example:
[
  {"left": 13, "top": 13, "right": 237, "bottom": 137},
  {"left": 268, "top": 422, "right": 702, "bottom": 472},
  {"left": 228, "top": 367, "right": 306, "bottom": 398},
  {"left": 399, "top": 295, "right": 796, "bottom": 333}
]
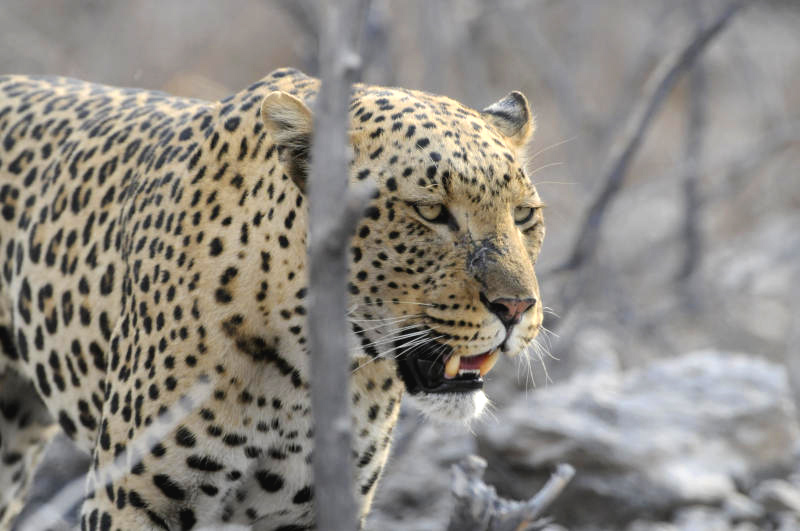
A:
[
  {"left": 514, "top": 205, "right": 536, "bottom": 226},
  {"left": 414, "top": 203, "right": 448, "bottom": 224}
]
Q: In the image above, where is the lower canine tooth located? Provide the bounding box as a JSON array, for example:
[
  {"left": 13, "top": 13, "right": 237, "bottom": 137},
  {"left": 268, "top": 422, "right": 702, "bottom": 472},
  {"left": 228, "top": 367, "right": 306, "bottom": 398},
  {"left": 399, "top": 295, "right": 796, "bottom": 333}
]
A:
[
  {"left": 479, "top": 350, "right": 500, "bottom": 376},
  {"left": 445, "top": 355, "right": 461, "bottom": 379}
]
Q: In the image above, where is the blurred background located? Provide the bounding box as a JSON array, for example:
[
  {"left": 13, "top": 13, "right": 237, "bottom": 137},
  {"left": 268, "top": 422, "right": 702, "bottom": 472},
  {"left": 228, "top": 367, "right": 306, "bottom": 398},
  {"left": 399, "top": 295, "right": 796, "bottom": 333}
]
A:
[{"left": 3, "top": 0, "right": 800, "bottom": 529}]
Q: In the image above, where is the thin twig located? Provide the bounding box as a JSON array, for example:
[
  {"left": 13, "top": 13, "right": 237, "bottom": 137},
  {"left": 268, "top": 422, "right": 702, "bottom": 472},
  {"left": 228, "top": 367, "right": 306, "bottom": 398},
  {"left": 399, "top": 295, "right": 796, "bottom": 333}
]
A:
[
  {"left": 15, "top": 378, "right": 213, "bottom": 531},
  {"left": 495, "top": 3, "right": 589, "bottom": 132},
  {"left": 556, "top": 0, "right": 754, "bottom": 272},
  {"left": 517, "top": 463, "right": 576, "bottom": 523}
]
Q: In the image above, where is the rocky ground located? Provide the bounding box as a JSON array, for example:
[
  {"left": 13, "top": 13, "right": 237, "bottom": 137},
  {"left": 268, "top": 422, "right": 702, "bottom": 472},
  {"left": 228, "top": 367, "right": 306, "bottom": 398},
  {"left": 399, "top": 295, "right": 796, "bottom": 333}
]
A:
[{"left": 366, "top": 352, "right": 800, "bottom": 531}]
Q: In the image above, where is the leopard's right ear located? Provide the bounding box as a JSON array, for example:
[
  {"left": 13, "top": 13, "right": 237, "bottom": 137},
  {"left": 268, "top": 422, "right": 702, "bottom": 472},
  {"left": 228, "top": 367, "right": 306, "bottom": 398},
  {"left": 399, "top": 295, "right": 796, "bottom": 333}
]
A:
[{"left": 261, "top": 91, "right": 313, "bottom": 193}]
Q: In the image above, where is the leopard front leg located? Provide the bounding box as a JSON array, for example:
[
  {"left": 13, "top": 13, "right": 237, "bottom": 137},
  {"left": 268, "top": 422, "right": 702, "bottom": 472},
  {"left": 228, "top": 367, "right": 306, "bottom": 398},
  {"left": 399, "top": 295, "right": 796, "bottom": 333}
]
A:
[
  {"left": 79, "top": 461, "right": 191, "bottom": 531},
  {"left": 76, "top": 347, "right": 222, "bottom": 531}
]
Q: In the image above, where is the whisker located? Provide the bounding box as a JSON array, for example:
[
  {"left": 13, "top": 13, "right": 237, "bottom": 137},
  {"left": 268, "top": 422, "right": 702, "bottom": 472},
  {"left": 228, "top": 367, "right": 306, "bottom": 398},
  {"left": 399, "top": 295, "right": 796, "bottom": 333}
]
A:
[
  {"left": 528, "top": 136, "right": 576, "bottom": 161},
  {"left": 520, "top": 343, "right": 538, "bottom": 392},
  {"left": 532, "top": 340, "right": 552, "bottom": 385},
  {"left": 350, "top": 318, "right": 423, "bottom": 334},
  {"left": 351, "top": 333, "right": 443, "bottom": 373},
  {"left": 347, "top": 313, "right": 424, "bottom": 324},
  {"left": 527, "top": 161, "right": 564, "bottom": 178},
  {"left": 536, "top": 328, "right": 555, "bottom": 354},
  {"left": 539, "top": 325, "right": 559, "bottom": 338},
  {"left": 481, "top": 399, "right": 498, "bottom": 424},
  {"left": 357, "top": 329, "right": 431, "bottom": 350},
  {"left": 543, "top": 306, "right": 560, "bottom": 318},
  {"left": 515, "top": 350, "right": 526, "bottom": 393},
  {"left": 536, "top": 329, "right": 559, "bottom": 361},
  {"left": 347, "top": 314, "right": 419, "bottom": 323},
  {"left": 426, "top": 342, "right": 452, "bottom": 373},
  {"left": 532, "top": 180, "right": 576, "bottom": 186},
  {"left": 524, "top": 348, "right": 535, "bottom": 393},
  {"left": 353, "top": 329, "right": 441, "bottom": 372},
  {"left": 353, "top": 300, "right": 437, "bottom": 308},
  {"left": 386, "top": 335, "right": 445, "bottom": 360},
  {"left": 422, "top": 341, "right": 452, "bottom": 380}
]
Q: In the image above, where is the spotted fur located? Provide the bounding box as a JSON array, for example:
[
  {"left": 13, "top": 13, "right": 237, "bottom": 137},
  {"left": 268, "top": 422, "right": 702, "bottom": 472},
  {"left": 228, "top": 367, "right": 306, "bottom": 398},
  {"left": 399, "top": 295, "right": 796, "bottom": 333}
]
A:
[{"left": 0, "top": 68, "right": 545, "bottom": 530}]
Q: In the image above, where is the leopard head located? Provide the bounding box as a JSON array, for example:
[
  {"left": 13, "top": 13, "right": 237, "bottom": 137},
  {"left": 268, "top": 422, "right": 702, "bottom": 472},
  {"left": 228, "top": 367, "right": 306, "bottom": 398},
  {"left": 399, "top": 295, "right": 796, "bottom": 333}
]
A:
[{"left": 262, "top": 86, "right": 544, "bottom": 421}]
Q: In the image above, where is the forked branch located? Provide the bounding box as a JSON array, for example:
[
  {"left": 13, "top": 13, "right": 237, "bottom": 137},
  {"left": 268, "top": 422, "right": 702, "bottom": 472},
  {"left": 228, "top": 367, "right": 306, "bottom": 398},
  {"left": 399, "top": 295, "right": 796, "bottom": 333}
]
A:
[
  {"left": 447, "top": 455, "right": 575, "bottom": 531},
  {"left": 557, "top": 0, "right": 753, "bottom": 272}
]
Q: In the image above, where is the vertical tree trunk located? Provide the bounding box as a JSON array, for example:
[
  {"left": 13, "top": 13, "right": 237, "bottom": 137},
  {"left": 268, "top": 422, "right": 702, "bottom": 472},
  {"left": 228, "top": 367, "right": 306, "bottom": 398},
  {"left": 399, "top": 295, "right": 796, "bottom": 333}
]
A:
[{"left": 307, "top": 2, "right": 371, "bottom": 531}]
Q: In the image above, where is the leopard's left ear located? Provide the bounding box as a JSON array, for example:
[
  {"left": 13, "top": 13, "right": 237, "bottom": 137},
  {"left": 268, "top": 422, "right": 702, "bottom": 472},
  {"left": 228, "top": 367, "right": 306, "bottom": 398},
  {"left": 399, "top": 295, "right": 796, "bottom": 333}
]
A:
[
  {"left": 261, "top": 91, "right": 313, "bottom": 193},
  {"left": 481, "top": 91, "right": 535, "bottom": 149}
]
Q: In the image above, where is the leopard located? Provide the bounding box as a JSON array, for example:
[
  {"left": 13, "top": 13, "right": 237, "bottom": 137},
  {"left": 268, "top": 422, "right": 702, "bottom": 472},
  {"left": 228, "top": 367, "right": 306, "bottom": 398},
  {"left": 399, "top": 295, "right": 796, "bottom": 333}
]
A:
[{"left": 0, "top": 67, "right": 546, "bottom": 530}]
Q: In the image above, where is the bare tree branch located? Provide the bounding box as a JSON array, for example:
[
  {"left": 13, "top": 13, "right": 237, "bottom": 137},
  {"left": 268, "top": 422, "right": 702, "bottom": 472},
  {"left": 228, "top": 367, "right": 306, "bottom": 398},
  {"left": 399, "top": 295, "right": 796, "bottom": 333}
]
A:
[
  {"left": 542, "top": 119, "right": 800, "bottom": 336},
  {"left": 556, "top": 0, "right": 753, "bottom": 273},
  {"left": 307, "top": 2, "right": 372, "bottom": 531},
  {"left": 676, "top": 0, "right": 708, "bottom": 284},
  {"left": 606, "top": 2, "right": 675, "bottom": 131},
  {"left": 447, "top": 455, "right": 575, "bottom": 531}
]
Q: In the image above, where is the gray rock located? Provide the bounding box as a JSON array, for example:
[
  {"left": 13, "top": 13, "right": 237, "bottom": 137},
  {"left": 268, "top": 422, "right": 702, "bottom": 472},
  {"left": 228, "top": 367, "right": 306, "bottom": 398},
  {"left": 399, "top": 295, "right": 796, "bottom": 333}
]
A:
[
  {"left": 752, "top": 479, "right": 800, "bottom": 515},
  {"left": 673, "top": 506, "right": 731, "bottom": 531},
  {"left": 539, "top": 525, "right": 569, "bottom": 531},
  {"left": 479, "top": 351, "right": 800, "bottom": 527},
  {"left": 774, "top": 511, "right": 800, "bottom": 531},
  {"left": 731, "top": 524, "right": 762, "bottom": 531},
  {"left": 626, "top": 501, "right": 768, "bottom": 531},
  {"left": 627, "top": 521, "right": 680, "bottom": 531},
  {"left": 722, "top": 492, "right": 765, "bottom": 522}
]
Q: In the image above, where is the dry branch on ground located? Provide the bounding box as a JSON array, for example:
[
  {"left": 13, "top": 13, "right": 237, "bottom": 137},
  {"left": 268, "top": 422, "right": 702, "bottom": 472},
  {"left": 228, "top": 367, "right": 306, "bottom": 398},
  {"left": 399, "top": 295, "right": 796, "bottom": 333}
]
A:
[{"left": 447, "top": 455, "right": 575, "bottom": 531}]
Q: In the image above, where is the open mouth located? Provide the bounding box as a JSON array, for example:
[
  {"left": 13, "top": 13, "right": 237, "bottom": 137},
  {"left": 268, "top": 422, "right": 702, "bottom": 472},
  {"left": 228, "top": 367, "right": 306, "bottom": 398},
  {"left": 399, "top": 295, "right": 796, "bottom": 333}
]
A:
[{"left": 395, "top": 329, "right": 500, "bottom": 394}]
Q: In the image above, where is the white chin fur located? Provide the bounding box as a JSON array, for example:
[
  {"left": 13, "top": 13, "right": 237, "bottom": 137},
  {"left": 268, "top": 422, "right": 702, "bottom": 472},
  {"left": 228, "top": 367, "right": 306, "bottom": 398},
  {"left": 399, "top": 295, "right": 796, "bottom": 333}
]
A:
[{"left": 407, "top": 389, "right": 488, "bottom": 422}]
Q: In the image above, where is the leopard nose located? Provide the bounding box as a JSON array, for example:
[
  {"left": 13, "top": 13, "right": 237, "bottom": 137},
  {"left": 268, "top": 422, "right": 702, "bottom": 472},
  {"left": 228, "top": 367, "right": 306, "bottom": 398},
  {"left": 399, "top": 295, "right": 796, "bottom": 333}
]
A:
[{"left": 481, "top": 295, "right": 536, "bottom": 329}]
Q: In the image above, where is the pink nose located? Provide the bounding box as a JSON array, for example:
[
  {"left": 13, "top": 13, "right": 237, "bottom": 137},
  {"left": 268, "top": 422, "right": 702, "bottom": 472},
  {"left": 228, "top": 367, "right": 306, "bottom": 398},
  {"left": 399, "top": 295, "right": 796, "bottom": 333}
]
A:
[{"left": 487, "top": 297, "right": 536, "bottom": 328}]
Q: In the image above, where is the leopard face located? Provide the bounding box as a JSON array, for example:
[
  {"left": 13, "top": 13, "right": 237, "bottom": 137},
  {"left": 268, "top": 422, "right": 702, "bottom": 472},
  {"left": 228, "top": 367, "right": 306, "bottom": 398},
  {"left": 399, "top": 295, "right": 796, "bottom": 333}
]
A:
[{"left": 263, "top": 86, "right": 545, "bottom": 421}]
